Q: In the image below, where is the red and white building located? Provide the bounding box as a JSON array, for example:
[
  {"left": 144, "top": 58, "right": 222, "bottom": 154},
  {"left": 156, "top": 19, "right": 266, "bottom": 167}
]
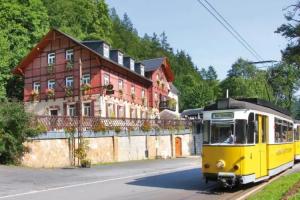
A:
[{"left": 13, "top": 28, "right": 179, "bottom": 119}]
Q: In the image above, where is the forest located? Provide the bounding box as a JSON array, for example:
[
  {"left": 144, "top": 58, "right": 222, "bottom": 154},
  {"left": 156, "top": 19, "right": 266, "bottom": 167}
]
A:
[{"left": 0, "top": 0, "right": 299, "bottom": 118}]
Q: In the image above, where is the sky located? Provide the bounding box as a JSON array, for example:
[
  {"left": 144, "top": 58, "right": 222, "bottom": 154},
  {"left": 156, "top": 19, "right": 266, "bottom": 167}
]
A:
[{"left": 106, "top": 0, "right": 294, "bottom": 80}]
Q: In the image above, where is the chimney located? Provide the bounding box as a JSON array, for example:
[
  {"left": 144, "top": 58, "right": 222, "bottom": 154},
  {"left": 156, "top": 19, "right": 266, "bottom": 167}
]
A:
[
  {"left": 110, "top": 50, "right": 123, "bottom": 65},
  {"left": 124, "top": 56, "right": 135, "bottom": 71},
  {"left": 81, "top": 41, "right": 110, "bottom": 58},
  {"left": 135, "top": 63, "right": 145, "bottom": 76}
]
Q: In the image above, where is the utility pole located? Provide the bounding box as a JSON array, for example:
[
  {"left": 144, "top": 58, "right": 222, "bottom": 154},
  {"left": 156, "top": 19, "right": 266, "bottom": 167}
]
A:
[{"left": 78, "top": 57, "right": 83, "bottom": 166}]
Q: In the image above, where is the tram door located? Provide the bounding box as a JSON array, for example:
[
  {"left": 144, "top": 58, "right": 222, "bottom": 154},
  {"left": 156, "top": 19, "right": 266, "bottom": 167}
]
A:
[{"left": 257, "top": 115, "right": 268, "bottom": 177}]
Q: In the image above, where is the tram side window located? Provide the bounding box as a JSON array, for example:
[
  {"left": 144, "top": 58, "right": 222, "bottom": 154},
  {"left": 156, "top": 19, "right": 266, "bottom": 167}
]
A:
[
  {"left": 247, "top": 113, "right": 255, "bottom": 144},
  {"left": 288, "top": 123, "right": 293, "bottom": 142},
  {"left": 296, "top": 126, "right": 300, "bottom": 141},
  {"left": 255, "top": 114, "right": 259, "bottom": 144},
  {"left": 275, "top": 119, "right": 281, "bottom": 143},
  {"left": 203, "top": 120, "right": 210, "bottom": 144},
  {"left": 274, "top": 118, "right": 292, "bottom": 143},
  {"left": 235, "top": 120, "right": 247, "bottom": 144},
  {"left": 261, "top": 116, "right": 267, "bottom": 143}
]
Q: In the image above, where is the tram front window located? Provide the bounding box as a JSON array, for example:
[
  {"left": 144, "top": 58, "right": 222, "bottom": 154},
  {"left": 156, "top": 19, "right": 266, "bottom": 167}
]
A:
[
  {"left": 203, "top": 120, "right": 248, "bottom": 144},
  {"left": 211, "top": 123, "right": 234, "bottom": 144}
]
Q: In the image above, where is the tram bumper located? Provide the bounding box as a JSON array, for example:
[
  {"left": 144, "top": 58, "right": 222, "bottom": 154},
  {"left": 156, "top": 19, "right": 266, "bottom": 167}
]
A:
[{"left": 217, "top": 172, "right": 236, "bottom": 188}]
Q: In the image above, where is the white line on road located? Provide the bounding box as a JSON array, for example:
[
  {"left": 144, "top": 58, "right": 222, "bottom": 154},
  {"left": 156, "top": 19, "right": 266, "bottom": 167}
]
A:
[{"left": 0, "top": 165, "right": 198, "bottom": 199}]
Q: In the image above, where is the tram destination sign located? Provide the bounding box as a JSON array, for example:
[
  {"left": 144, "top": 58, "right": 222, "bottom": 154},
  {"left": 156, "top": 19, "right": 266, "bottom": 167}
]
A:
[{"left": 212, "top": 112, "right": 234, "bottom": 119}]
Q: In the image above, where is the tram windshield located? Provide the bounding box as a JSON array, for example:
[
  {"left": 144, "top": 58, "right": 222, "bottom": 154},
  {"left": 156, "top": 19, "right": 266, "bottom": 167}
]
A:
[{"left": 203, "top": 120, "right": 249, "bottom": 144}]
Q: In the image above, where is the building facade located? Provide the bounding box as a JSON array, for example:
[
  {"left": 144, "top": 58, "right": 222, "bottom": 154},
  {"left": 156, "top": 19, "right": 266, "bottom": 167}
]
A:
[{"left": 14, "top": 28, "right": 179, "bottom": 119}]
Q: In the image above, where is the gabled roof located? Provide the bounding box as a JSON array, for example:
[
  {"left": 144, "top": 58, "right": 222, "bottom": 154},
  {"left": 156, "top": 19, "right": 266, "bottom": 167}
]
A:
[
  {"left": 170, "top": 83, "right": 179, "bottom": 95},
  {"left": 13, "top": 28, "right": 152, "bottom": 86},
  {"left": 142, "top": 57, "right": 165, "bottom": 72},
  {"left": 181, "top": 108, "right": 204, "bottom": 117},
  {"left": 141, "top": 57, "right": 174, "bottom": 82}
]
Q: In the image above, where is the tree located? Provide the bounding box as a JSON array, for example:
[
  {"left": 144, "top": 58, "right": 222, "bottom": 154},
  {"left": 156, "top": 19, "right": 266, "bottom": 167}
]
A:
[
  {"left": 227, "top": 58, "right": 256, "bottom": 78},
  {"left": 276, "top": 3, "right": 300, "bottom": 69},
  {"left": 0, "top": 0, "right": 49, "bottom": 100},
  {"left": 267, "top": 62, "right": 300, "bottom": 110},
  {"left": 43, "top": 0, "right": 112, "bottom": 42},
  {"left": 220, "top": 58, "right": 273, "bottom": 100},
  {"left": 0, "top": 101, "right": 42, "bottom": 164}
]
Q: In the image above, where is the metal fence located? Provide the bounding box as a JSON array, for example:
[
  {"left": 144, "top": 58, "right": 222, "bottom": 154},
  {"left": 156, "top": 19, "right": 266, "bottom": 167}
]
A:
[{"left": 35, "top": 116, "right": 197, "bottom": 132}]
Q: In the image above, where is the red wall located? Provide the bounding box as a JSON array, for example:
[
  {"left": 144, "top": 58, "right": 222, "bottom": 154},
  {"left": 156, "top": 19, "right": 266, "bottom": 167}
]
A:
[{"left": 23, "top": 32, "right": 151, "bottom": 106}]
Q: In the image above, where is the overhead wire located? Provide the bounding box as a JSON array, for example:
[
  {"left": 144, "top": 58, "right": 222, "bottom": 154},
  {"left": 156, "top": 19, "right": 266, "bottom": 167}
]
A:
[
  {"left": 195, "top": 0, "right": 263, "bottom": 61},
  {"left": 202, "top": 0, "right": 264, "bottom": 61}
]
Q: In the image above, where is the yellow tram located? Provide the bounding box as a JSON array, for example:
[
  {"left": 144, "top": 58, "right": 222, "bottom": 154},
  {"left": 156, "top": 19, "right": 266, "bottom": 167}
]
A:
[
  {"left": 294, "top": 121, "right": 300, "bottom": 160},
  {"left": 202, "top": 98, "right": 294, "bottom": 187}
]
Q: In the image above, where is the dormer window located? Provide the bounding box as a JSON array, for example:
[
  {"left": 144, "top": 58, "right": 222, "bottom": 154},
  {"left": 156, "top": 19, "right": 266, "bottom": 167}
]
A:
[
  {"left": 48, "top": 52, "right": 55, "bottom": 65},
  {"left": 118, "top": 52, "right": 123, "bottom": 65},
  {"left": 130, "top": 59, "right": 135, "bottom": 71},
  {"left": 140, "top": 65, "right": 145, "bottom": 76},
  {"left": 103, "top": 43, "right": 109, "bottom": 58},
  {"left": 66, "top": 49, "right": 74, "bottom": 62}
]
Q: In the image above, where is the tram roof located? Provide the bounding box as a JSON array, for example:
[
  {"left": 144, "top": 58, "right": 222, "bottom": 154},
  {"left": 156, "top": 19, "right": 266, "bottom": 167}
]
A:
[{"left": 204, "top": 98, "right": 292, "bottom": 120}]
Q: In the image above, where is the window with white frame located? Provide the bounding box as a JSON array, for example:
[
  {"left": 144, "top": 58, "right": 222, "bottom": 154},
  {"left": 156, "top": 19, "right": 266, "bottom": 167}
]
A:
[
  {"left": 83, "top": 103, "right": 91, "bottom": 116},
  {"left": 65, "top": 49, "right": 74, "bottom": 62},
  {"left": 130, "top": 108, "right": 136, "bottom": 118},
  {"left": 118, "top": 52, "right": 123, "bottom": 65},
  {"left": 48, "top": 80, "right": 55, "bottom": 89},
  {"left": 118, "top": 79, "right": 123, "bottom": 90},
  {"left": 118, "top": 106, "right": 125, "bottom": 118},
  {"left": 141, "top": 89, "right": 145, "bottom": 98},
  {"left": 104, "top": 74, "right": 110, "bottom": 86},
  {"left": 48, "top": 52, "right": 55, "bottom": 65},
  {"left": 131, "top": 86, "right": 135, "bottom": 94},
  {"left": 140, "top": 65, "right": 145, "bottom": 76},
  {"left": 103, "top": 43, "right": 110, "bottom": 58},
  {"left": 82, "top": 74, "right": 90, "bottom": 84},
  {"left": 154, "top": 92, "right": 158, "bottom": 100},
  {"left": 33, "top": 82, "right": 40, "bottom": 92},
  {"left": 68, "top": 104, "right": 76, "bottom": 116},
  {"left": 107, "top": 103, "right": 114, "bottom": 118},
  {"left": 130, "top": 59, "right": 135, "bottom": 71},
  {"left": 65, "top": 76, "right": 74, "bottom": 88}
]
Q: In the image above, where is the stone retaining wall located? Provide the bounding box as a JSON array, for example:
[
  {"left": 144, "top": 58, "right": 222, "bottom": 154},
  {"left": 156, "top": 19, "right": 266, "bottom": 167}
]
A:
[{"left": 22, "top": 132, "right": 197, "bottom": 168}]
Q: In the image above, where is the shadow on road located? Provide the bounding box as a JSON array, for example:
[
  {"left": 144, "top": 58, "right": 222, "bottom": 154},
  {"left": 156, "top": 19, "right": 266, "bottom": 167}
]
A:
[
  {"left": 127, "top": 168, "right": 209, "bottom": 191},
  {"left": 127, "top": 168, "right": 261, "bottom": 196}
]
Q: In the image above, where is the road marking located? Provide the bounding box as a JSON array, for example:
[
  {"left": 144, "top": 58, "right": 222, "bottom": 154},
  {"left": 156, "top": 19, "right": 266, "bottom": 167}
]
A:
[{"left": 0, "top": 165, "right": 198, "bottom": 199}]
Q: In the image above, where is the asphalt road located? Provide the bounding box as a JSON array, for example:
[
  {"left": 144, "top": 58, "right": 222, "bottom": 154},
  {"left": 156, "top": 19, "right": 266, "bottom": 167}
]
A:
[{"left": 0, "top": 157, "right": 296, "bottom": 200}]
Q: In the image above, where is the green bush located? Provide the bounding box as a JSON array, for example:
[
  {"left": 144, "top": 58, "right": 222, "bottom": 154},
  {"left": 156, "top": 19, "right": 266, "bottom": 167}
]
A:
[{"left": 0, "top": 101, "right": 41, "bottom": 164}]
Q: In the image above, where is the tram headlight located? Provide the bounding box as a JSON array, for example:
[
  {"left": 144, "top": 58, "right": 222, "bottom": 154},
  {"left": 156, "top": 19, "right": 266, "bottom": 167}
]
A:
[{"left": 216, "top": 160, "right": 225, "bottom": 169}]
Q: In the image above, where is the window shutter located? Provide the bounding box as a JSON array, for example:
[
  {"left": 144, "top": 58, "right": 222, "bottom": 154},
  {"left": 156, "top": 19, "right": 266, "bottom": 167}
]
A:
[
  {"left": 91, "top": 101, "right": 95, "bottom": 116},
  {"left": 63, "top": 103, "right": 67, "bottom": 116},
  {"left": 76, "top": 102, "right": 80, "bottom": 116}
]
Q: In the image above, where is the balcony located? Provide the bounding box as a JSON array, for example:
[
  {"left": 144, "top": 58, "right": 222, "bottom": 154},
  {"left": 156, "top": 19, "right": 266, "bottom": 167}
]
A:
[{"left": 159, "top": 98, "right": 176, "bottom": 112}]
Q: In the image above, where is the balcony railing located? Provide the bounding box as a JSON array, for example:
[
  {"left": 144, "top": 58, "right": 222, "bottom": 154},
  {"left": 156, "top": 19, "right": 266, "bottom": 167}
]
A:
[
  {"left": 35, "top": 116, "right": 193, "bottom": 132},
  {"left": 159, "top": 101, "right": 176, "bottom": 112}
]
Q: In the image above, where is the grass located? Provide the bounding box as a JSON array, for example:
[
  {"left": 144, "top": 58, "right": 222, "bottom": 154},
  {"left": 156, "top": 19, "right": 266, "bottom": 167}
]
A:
[{"left": 247, "top": 172, "right": 300, "bottom": 200}]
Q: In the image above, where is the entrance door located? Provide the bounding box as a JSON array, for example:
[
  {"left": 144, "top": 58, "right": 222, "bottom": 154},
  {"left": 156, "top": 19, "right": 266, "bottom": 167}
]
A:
[
  {"left": 258, "top": 115, "right": 268, "bottom": 177},
  {"left": 175, "top": 137, "right": 182, "bottom": 157}
]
